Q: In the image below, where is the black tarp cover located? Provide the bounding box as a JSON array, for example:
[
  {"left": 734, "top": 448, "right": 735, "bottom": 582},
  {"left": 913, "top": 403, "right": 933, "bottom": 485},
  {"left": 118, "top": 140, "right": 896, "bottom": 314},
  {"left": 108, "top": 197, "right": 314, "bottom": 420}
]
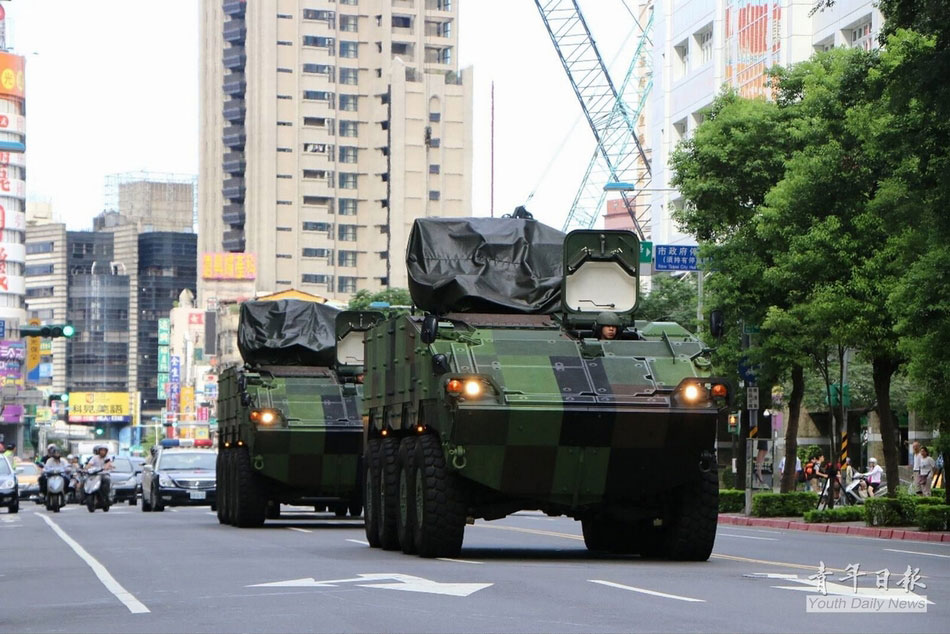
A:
[
  {"left": 238, "top": 299, "right": 340, "bottom": 366},
  {"left": 406, "top": 217, "right": 565, "bottom": 314}
]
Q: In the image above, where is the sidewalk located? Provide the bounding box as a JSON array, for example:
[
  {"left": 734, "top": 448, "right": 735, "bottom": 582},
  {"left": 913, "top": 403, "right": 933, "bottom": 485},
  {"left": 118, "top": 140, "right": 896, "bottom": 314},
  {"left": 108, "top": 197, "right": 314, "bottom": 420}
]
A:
[{"left": 719, "top": 513, "right": 950, "bottom": 543}]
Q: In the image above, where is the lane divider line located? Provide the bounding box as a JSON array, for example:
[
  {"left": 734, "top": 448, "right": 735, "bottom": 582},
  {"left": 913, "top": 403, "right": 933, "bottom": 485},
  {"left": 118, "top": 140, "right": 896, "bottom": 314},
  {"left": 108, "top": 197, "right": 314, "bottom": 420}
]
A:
[
  {"left": 884, "top": 548, "right": 950, "bottom": 559},
  {"left": 437, "top": 557, "right": 485, "bottom": 565},
  {"left": 590, "top": 580, "right": 705, "bottom": 602},
  {"left": 346, "top": 538, "right": 369, "bottom": 545},
  {"left": 39, "top": 514, "right": 150, "bottom": 614},
  {"left": 474, "top": 523, "right": 584, "bottom": 541},
  {"left": 717, "top": 533, "right": 778, "bottom": 541},
  {"left": 287, "top": 527, "right": 312, "bottom": 533}
]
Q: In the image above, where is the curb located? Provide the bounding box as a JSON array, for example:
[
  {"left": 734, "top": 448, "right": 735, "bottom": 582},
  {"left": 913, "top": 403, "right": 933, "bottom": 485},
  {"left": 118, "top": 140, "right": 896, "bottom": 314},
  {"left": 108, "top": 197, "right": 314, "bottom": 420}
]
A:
[{"left": 718, "top": 514, "right": 950, "bottom": 543}]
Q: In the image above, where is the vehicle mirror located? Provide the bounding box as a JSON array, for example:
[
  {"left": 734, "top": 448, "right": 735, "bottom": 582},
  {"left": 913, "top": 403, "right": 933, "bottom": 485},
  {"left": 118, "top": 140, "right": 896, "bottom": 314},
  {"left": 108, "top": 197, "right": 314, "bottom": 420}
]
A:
[
  {"left": 431, "top": 353, "right": 451, "bottom": 375},
  {"left": 420, "top": 314, "right": 439, "bottom": 344},
  {"left": 237, "top": 374, "right": 247, "bottom": 392},
  {"left": 709, "top": 309, "right": 725, "bottom": 339}
]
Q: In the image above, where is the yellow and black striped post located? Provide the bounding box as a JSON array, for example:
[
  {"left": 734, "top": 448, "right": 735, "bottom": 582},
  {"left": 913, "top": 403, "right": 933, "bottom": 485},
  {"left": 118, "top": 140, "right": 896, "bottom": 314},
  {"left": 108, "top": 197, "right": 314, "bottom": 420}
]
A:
[{"left": 839, "top": 430, "right": 848, "bottom": 464}]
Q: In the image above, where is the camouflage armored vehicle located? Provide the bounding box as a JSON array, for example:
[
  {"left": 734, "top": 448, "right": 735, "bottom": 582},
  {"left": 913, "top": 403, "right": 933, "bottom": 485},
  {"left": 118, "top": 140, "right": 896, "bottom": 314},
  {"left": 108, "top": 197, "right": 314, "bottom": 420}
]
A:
[
  {"left": 360, "top": 216, "right": 728, "bottom": 559},
  {"left": 216, "top": 295, "right": 377, "bottom": 527}
]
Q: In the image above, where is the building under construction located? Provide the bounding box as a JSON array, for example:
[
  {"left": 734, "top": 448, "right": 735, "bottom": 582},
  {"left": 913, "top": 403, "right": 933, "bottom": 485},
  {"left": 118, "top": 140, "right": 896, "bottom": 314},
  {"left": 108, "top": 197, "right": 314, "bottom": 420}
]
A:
[{"left": 101, "top": 171, "right": 197, "bottom": 234}]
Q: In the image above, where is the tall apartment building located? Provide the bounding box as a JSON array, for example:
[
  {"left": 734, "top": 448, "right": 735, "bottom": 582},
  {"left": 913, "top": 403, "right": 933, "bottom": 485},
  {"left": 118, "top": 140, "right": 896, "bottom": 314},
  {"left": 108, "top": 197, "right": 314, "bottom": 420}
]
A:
[
  {"left": 102, "top": 172, "right": 197, "bottom": 234},
  {"left": 641, "top": 0, "right": 882, "bottom": 245},
  {"left": 0, "top": 51, "right": 27, "bottom": 340},
  {"left": 199, "top": 0, "right": 473, "bottom": 304}
]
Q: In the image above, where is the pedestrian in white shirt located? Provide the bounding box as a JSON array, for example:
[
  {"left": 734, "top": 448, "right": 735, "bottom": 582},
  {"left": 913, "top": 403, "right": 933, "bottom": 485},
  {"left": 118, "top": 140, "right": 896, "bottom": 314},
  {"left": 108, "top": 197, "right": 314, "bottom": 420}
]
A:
[{"left": 918, "top": 447, "right": 935, "bottom": 497}]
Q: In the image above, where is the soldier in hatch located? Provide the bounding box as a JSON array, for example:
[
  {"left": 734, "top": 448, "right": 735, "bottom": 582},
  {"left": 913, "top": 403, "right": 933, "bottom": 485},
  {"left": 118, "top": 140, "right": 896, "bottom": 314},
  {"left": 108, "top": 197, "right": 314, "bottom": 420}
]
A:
[{"left": 595, "top": 311, "right": 621, "bottom": 340}]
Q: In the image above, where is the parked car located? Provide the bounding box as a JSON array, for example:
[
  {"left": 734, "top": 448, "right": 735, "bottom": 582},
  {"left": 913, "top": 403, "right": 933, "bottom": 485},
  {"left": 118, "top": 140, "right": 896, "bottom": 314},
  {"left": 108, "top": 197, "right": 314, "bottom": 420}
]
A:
[
  {"left": 110, "top": 457, "right": 138, "bottom": 506},
  {"left": 15, "top": 462, "right": 41, "bottom": 501},
  {"left": 0, "top": 455, "right": 18, "bottom": 513},
  {"left": 142, "top": 448, "right": 217, "bottom": 512},
  {"left": 129, "top": 456, "right": 146, "bottom": 496}
]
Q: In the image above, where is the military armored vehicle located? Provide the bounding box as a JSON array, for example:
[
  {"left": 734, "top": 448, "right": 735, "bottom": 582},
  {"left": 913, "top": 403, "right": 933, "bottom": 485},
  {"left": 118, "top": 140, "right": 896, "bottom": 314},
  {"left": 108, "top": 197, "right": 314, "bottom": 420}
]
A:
[
  {"left": 216, "top": 295, "right": 377, "bottom": 527},
  {"left": 360, "top": 216, "right": 728, "bottom": 559}
]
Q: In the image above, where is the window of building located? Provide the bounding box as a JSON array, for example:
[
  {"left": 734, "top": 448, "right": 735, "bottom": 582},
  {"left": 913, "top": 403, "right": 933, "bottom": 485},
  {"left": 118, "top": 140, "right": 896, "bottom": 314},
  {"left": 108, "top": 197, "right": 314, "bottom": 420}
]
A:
[
  {"left": 338, "top": 120, "right": 359, "bottom": 137},
  {"left": 26, "top": 241, "right": 55, "bottom": 254},
  {"left": 337, "top": 276, "right": 357, "bottom": 293},
  {"left": 278, "top": 13, "right": 293, "bottom": 19},
  {"left": 277, "top": 147, "right": 293, "bottom": 153},
  {"left": 303, "top": 90, "right": 335, "bottom": 106},
  {"left": 340, "top": 14, "right": 358, "bottom": 32},
  {"left": 425, "top": 20, "right": 451, "bottom": 37},
  {"left": 25, "top": 286, "right": 56, "bottom": 298},
  {"left": 428, "top": 112, "right": 441, "bottom": 123},
  {"left": 696, "top": 27, "right": 713, "bottom": 66},
  {"left": 303, "top": 195, "right": 332, "bottom": 206},
  {"left": 302, "top": 247, "right": 332, "bottom": 258},
  {"left": 339, "top": 146, "right": 358, "bottom": 163},
  {"left": 302, "top": 63, "right": 335, "bottom": 79},
  {"left": 338, "top": 173, "right": 358, "bottom": 189},
  {"left": 302, "top": 9, "right": 335, "bottom": 25},
  {"left": 378, "top": 251, "right": 388, "bottom": 260},
  {"left": 426, "top": 0, "right": 452, "bottom": 10},
  {"left": 338, "top": 198, "right": 357, "bottom": 216},
  {"left": 339, "top": 0, "right": 358, "bottom": 5},
  {"left": 850, "top": 20, "right": 873, "bottom": 51},
  {"left": 276, "top": 254, "right": 293, "bottom": 259},
  {"left": 277, "top": 226, "right": 293, "bottom": 232},
  {"left": 277, "top": 174, "right": 293, "bottom": 179},
  {"left": 339, "top": 94, "right": 359, "bottom": 111},
  {"left": 338, "top": 224, "right": 357, "bottom": 241},
  {"left": 392, "top": 42, "right": 413, "bottom": 58},
  {"left": 674, "top": 39, "right": 689, "bottom": 79},
  {"left": 303, "top": 169, "right": 332, "bottom": 180},
  {"left": 814, "top": 36, "right": 834, "bottom": 53},
  {"left": 277, "top": 67, "right": 293, "bottom": 73},
  {"left": 429, "top": 164, "right": 440, "bottom": 174},
  {"left": 277, "top": 121, "right": 293, "bottom": 127},
  {"left": 340, "top": 41, "right": 359, "bottom": 58},
  {"left": 303, "top": 116, "right": 331, "bottom": 128},
  {"left": 428, "top": 190, "right": 440, "bottom": 201},
  {"left": 25, "top": 263, "right": 54, "bottom": 276},
  {"left": 277, "top": 94, "right": 293, "bottom": 100},
  {"left": 428, "top": 137, "right": 440, "bottom": 148},
  {"left": 303, "top": 142, "right": 328, "bottom": 153},
  {"left": 302, "top": 273, "right": 332, "bottom": 284},
  {"left": 338, "top": 250, "right": 357, "bottom": 267},
  {"left": 277, "top": 200, "right": 293, "bottom": 205},
  {"left": 672, "top": 118, "right": 687, "bottom": 143},
  {"left": 392, "top": 15, "right": 413, "bottom": 29},
  {"left": 277, "top": 40, "right": 293, "bottom": 46},
  {"left": 303, "top": 36, "right": 336, "bottom": 52},
  {"left": 302, "top": 222, "right": 332, "bottom": 232},
  {"left": 339, "top": 67, "right": 359, "bottom": 85}
]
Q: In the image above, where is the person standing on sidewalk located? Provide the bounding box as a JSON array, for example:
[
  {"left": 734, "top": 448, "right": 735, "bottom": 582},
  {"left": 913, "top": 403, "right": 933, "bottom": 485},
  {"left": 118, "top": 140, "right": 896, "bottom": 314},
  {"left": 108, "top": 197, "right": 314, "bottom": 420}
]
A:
[
  {"left": 911, "top": 441, "right": 922, "bottom": 494},
  {"left": 918, "top": 447, "right": 935, "bottom": 497}
]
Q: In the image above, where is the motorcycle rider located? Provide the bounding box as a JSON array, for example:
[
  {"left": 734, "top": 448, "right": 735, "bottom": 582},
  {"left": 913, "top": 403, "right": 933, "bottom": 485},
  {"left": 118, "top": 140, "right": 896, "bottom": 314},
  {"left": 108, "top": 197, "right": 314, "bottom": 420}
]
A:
[
  {"left": 85, "top": 445, "right": 114, "bottom": 500},
  {"left": 37, "top": 443, "right": 59, "bottom": 500},
  {"left": 66, "top": 454, "right": 82, "bottom": 502}
]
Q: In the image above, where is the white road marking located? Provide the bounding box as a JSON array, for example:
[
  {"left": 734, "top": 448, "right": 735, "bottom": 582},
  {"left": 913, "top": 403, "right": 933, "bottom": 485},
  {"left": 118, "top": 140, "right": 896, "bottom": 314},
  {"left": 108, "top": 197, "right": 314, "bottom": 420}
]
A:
[
  {"left": 721, "top": 527, "right": 783, "bottom": 535},
  {"left": 718, "top": 533, "right": 778, "bottom": 541},
  {"left": 884, "top": 548, "right": 950, "bottom": 559},
  {"left": 437, "top": 557, "right": 484, "bottom": 565},
  {"left": 287, "top": 527, "right": 312, "bottom": 533},
  {"left": 346, "top": 538, "right": 369, "bottom": 545},
  {"left": 168, "top": 508, "right": 179, "bottom": 512},
  {"left": 206, "top": 512, "right": 217, "bottom": 516},
  {"left": 250, "top": 573, "right": 492, "bottom": 597},
  {"left": 590, "top": 580, "right": 705, "bottom": 603},
  {"left": 39, "top": 514, "right": 149, "bottom": 614}
]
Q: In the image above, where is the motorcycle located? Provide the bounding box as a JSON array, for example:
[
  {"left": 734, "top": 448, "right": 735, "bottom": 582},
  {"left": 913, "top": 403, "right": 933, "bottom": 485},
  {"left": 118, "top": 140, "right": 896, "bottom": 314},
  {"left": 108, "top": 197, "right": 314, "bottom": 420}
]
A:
[
  {"left": 44, "top": 464, "right": 67, "bottom": 513},
  {"left": 83, "top": 466, "right": 114, "bottom": 513}
]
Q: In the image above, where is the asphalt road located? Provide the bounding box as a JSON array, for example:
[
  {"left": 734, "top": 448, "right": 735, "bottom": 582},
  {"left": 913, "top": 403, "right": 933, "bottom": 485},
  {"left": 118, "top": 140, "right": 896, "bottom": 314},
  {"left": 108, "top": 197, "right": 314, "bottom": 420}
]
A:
[{"left": 1, "top": 501, "right": 947, "bottom": 633}]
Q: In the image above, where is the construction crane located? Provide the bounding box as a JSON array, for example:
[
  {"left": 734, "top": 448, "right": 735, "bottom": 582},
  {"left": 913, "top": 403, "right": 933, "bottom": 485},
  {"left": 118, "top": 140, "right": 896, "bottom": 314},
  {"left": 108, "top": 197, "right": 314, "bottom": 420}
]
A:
[{"left": 535, "top": 0, "right": 653, "bottom": 237}]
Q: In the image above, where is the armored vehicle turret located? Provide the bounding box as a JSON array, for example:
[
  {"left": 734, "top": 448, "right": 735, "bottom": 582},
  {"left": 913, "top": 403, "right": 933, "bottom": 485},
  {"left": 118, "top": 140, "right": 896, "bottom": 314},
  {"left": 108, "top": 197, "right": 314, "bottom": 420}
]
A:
[
  {"left": 216, "top": 293, "right": 379, "bottom": 526},
  {"left": 360, "top": 217, "right": 728, "bottom": 559}
]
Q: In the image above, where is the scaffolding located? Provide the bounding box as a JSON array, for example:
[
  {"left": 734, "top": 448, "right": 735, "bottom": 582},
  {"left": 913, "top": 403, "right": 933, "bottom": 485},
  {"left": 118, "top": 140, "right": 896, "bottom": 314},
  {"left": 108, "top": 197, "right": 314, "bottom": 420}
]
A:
[{"left": 103, "top": 171, "right": 198, "bottom": 232}]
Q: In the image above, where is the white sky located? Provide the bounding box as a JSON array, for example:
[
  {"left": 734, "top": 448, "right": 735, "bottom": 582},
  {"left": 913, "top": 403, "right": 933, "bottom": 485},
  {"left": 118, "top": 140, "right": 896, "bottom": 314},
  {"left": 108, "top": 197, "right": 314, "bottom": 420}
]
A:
[{"left": 5, "top": 0, "right": 635, "bottom": 231}]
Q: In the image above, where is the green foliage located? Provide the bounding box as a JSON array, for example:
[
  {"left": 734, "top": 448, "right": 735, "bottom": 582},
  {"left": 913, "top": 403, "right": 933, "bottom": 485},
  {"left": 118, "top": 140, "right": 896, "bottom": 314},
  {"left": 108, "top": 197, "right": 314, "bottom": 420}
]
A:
[
  {"left": 863, "top": 495, "right": 942, "bottom": 526},
  {"left": 915, "top": 505, "right": 950, "bottom": 531},
  {"left": 721, "top": 469, "right": 736, "bottom": 489},
  {"left": 797, "top": 445, "right": 821, "bottom": 463},
  {"left": 803, "top": 506, "right": 865, "bottom": 523},
  {"left": 636, "top": 273, "right": 698, "bottom": 331},
  {"left": 750, "top": 492, "right": 819, "bottom": 517},
  {"left": 347, "top": 288, "right": 412, "bottom": 312},
  {"left": 719, "top": 489, "right": 745, "bottom": 513},
  {"left": 933, "top": 488, "right": 946, "bottom": 499}
]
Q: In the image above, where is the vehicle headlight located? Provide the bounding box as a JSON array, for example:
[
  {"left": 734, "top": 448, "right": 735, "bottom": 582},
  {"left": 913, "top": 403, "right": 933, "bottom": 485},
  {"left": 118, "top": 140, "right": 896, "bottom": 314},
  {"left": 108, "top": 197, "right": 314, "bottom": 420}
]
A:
[
  {"left": 158, "top": 474, "right": 174, "bottom": 487},
  {"left": 250, "top": 407, "right": 284, "bottom": 426},
  {"left": 445, "top": 377, "right": 495, "bottom": 400},
  {"left": 673, "top": 378, "right": 730, "bottom": 407},
  {"left": 0, "top": 478, "right": 14, "bottom": 489}
]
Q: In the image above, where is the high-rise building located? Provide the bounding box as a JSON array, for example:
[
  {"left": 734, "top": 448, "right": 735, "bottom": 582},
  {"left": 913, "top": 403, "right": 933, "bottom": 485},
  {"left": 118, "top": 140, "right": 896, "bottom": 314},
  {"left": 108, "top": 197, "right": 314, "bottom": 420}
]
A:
[
  {"left": 101, "top": 171, "right": 197, "bottom": 234},
  {"left": 198, "top": 0, "right": 473, "bottom": 304},
  {"left": 0, "top": 51, "right": 27, "bottom": 340},
  {"left": 632, "top": 0, "right": 883, "bottom": 245}
]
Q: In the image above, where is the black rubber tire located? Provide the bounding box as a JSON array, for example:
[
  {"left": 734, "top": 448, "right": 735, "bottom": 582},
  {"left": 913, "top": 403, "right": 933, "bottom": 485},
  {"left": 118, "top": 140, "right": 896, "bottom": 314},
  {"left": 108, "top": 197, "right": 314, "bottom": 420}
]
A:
[
  {"left": 363, "top": 438, "right": 382, "bottom": 547},
  {"left": 412, "top": 434, "right": 466, "bottom": 558},
  {"left": 666, "top": 469, "right": 719, "bottom": 561},
  {"left": 8, "top": 496, "right": 17, "bottom": 513},
  {"left": 87, "top": 498, "right": 95, "bottom": 513},
  {"left": 53, "top": 505, "right": 60, "bottom": 513},
  {"left": 103, "top": 504, "right": 110, "bottom": 513},
  {"left": 265, "top": 501, "right": 281, "bottom": 520},
  {"left": 152, "top": 483, "right": 165, "bottom": 512},
  {"left": 227, "top": 450, "right": 239, "bottom": 526},
  {"left": 377, "top": 436, "right": 401, "bottom": 550},
  {"left": 581, "top": 518, "right": 640, "bottom": 555},
  {"left": 234, "top": 447, "right": 266, "bottom": 528},
  {"left": 141, "top": 488, "right": 152, "bottom": 512},
  {"left": 396, "top": 437, "right": 417, "bottom": 554},
  {"left": 216, "top": 451, "right": 227, "bottom": 524},
  {"left": 129, "top": 496, "right": 136, "bottom": 506}
]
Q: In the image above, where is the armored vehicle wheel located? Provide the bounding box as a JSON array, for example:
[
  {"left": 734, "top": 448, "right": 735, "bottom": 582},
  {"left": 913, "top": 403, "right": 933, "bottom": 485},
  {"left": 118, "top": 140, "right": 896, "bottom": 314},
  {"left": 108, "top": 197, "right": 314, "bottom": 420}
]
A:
[
  {"left": 234, "top": 447, "right": 267, "bottom": 528},
  {"left": 265, "top": 501, "right": 281, "bottom": 520},
  {"left": 397, "top": 437, "right": 417, "bottom": 554},
  {"left": 228, "top": 450, "right": 240, "bottom": 526},
  {"left": 377, "top": 436, "right": 401, "bottom": 550},
  {"left": 216, "top": 451, "right": 227, "bottom": 524},
  {"left": 412, "top": 434, "right": 466, "bottom": 558},
  {"left": 363, "top": 438, "right": 382, "bottom": 547},
  {"left": 666, "top": 469, "right": 718, "bottom": 561}
]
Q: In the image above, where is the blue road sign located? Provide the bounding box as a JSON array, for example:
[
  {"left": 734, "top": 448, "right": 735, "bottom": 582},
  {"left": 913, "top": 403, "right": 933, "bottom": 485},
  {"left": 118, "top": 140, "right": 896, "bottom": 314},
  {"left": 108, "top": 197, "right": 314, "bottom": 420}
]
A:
[{"left": 655, "top": 245, "right": 700, "bottom": 271}]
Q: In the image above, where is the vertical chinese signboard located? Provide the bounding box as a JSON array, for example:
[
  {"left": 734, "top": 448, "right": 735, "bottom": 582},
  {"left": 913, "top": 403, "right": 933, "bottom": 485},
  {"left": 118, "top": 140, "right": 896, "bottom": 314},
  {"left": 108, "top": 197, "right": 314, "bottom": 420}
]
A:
[{"left": 157, "top": 318, "right": 170, "bottom": 399}]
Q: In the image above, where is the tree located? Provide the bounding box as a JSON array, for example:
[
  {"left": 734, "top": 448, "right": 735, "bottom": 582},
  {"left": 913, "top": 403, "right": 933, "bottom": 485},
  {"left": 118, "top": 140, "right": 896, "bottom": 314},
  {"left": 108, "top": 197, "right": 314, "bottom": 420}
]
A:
[
  {"left": 347, "top": 288, "right": 412, "bottom": 311},
  {"left": 636, "top": 273, "right": 698, "bottom": 330}
]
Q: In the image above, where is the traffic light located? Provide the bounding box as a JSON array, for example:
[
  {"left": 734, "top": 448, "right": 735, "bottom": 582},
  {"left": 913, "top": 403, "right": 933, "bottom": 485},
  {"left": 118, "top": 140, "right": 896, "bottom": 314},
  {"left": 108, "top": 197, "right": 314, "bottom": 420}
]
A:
[
  {"left": 48, "top": 393, "right": 70, "bottom": 406},
  {"left": 21, "top": 324, "right": 76, "bottom": 338},
  {"left": 95, "top": 425, "right": 105, "bottom": 437},
  {"left": 727, "top": 412, "right": 739, "bottom": 435}
]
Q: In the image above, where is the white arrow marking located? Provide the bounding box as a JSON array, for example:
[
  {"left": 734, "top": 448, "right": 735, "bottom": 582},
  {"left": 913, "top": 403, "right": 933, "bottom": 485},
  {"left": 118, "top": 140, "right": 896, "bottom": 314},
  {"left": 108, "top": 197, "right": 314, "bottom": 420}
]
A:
[
  {"left": 249, "top": 573, "right": 492, "bottom": 597},
  {"left": 756, "top": 573, "right": 935, "bottom": 605}
]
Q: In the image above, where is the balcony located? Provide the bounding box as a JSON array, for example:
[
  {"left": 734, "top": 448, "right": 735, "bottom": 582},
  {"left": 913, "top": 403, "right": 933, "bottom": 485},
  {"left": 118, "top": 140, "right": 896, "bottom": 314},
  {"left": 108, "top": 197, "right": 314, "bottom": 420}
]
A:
[
  {"left": 223, "top": 49, "right": 246, "bottom": 71},
  {"left": 222, "top": 150, "right": 245, "bottom": 174},
  {"left": 222, "top": 230, "right": 246, "bottom": 253},
  {"left": 223, "top": 99, "right": 245, "bottom": 123},
  {"left": 222, "top": 73, "right": 246, "bottom": 97},
  {"left": 222, "top": 176, "right": 246, "bottom": 200},
  {"left": 223, "top": 20, "right": 246, "bottom": 44},
  {"left": 222, "top": 0, "right": 246, "bottom": 18},
  {"left": 223, "top": 125, "right": 246, "bottom": 149},
  {"left": 222, "top": 203, "right": 245, "bottom": 227}
]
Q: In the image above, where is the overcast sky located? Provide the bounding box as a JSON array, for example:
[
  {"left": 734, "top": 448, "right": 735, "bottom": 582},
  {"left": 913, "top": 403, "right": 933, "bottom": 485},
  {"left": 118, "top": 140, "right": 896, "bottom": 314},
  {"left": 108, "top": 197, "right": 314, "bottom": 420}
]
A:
[{"left": 5, "top": 0, "right": 635, "bottom": 231}]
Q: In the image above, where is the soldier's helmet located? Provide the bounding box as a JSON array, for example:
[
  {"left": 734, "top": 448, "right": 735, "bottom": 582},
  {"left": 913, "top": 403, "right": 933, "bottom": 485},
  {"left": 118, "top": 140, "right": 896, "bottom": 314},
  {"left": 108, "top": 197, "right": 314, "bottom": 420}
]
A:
[{"left": 595, "top": 312, "right": 622, "bottom": 327}]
